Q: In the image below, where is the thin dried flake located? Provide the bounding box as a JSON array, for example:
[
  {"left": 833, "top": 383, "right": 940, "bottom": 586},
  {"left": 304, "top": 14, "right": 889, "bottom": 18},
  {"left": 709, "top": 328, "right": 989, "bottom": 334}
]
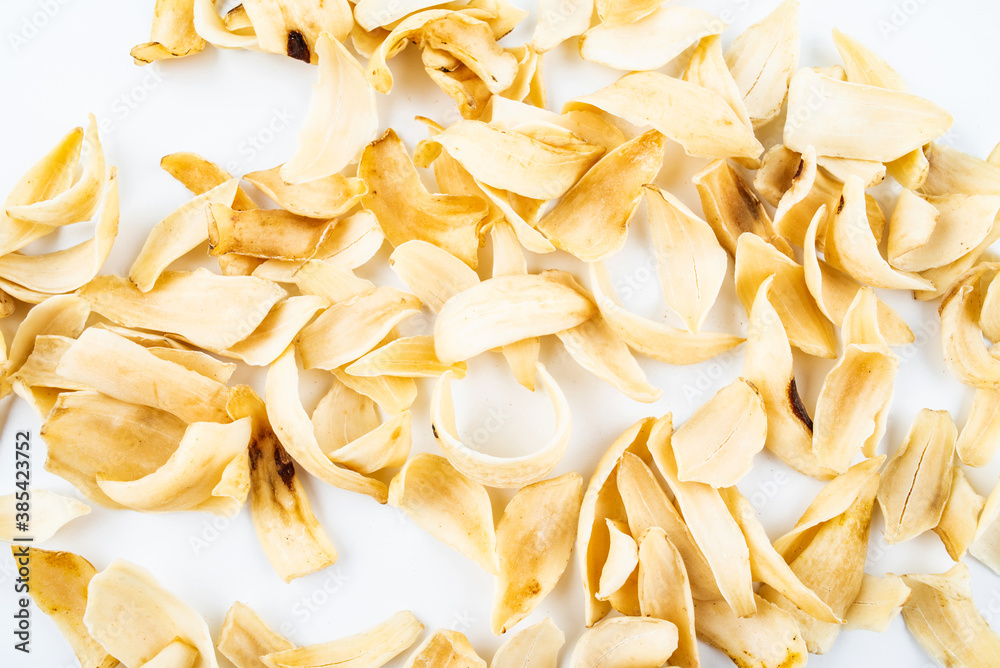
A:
[
  {"left": 672, "top": 378, "right": 766, "bottom": 487},
  {"left": 228, "top": 386, "right": 338, "bottom": 583},
  {"left": 6, "top": 115, "right": 106, "bottom": 229},
  {"left": 129, "top": 178, "right": 240, "bottom": 291},
  {"left": 594, "top": 0, "right": 659, "bottom": 26},
  {"left": 887, "top": 188, "right": 937, "bottom": 270},
  {"left": 425, "top": 62, "right": 494, "bottom": 121},
  {"left": 16, "top": 548, "right": 117, "bottom": 668},
  {"left": 588, "top": 262, "right": 744, "bottom": 365},
  {"left": 637, "top": 528, "right": 698, "bottom": 668},
  {"left": 2, "top": 294, "right": 88, "bottom": 392},
  {"left": 934, "top": 466, "right": 985, "bottom": 561},
  {"left": 389, "top": 240, "right": 480, "bottom": 313},
  {"left": 580, "top": 7, "right": 723, "bottom": 72},
  {"left": 812, "top": 291, "right": 898, "bottom": 473},
  {"left": 192, "top": 0, "right": 258, "bottom": 47},
  {"left": 56, "top": 328, "right": 230, "bottom": 424},
  {"left": 724, "top": 0, "right": 799, "bottom": 127},
  {"left": 262, "top": 611, "right": 424, "bottom": 668},
  {"left": 544, "top": 269, "right": 660, "bottom": 402},
  {"left": 208, "top": 205, "right": 334, "bottom": 260},
  {"left": 531, "top": 0, "right": 591, "bottom": 52},
  {"left": 389, "top": 453, "right": 498, "bottom": 573},
  {"left": 577, "top": 418, "right": 654, "bottom": 625},
  {"left": 42, "top": 391, "right": 186, "bottom": 508},
  {"left": 492, "top": 473, "right": 582, "bottom": 635},
  {"left": 491, "top": 221, "right": 539, "bottom": 390},
  {"left": 131, "top": 0, "right": 206, "bottom": 64},
  {"left": 347, "top": 336, "right": 466, "bottom": 378},
  {"left": 940, "top": 266, "right": 1000, "bottom": 389},
  {"left": 12, "top": 335, "right": 89, "bottom": 395},
  {"left": 982, "top": 275, "right": 1000, "bottom": 344},
  {"left": 833, "top": 28, "right": 908, "bottom": 92},
  {"left": 596, "top": 520, "right": 638, "bottom": 602},
  {"left": 403, "top": 629, "right": 485, "bottom": 668},
  {"left": 432, "top": 364, "right": 569, "bottom": 488},
  {"left": 693, "top": 595, "right": 807, "bottom": 668},
  {"left": 971, "top": 478, "right": 1000, "bottom": 575},
  {"left": 311, "top": 377, "right": 377, "bottom": 455},
  {"left": 785, "top": 68, "right": 952, "bottom": 161},
  {"left": 844, "top": 573, "right": 911, "bottom": 633},
  {"left": 146, "top": 347, "right": 236, "bottom": 384},
  {"left": 266, "top": 348, "right": 388, "bottom": 502},
  {"left": 569, "top": 72, "right": 763, "bottom": 160},
  {"left": 96, "top": 419, "right": 251, "bottom": 516},
  {"left": 160, "top": 152, "right": 255, "bottom": 211},
  {"left": 278, "top": 33, "right": 376, "bottom": 184},
  {"left": 486, "top": 98, "right": 625, "bottom": 152},
  {"left": 434, "top": 274, "right": 595, "bottom": 365},
  {"left": 292, "top": 260, "right": 375, "bottom": 302},
  {"left": 242, "top": 0, "right": 352, "bottom": 62},
  {"left": 422, "top": 13, "right": 519, "bottom": 95},
  {"left": 902, "top": 563, "right": 1000, "bottom": 667},
  {"left": 491, "top": 617, "right": 564, "bottom": 668},
  {"left": 570, "top": 617, "right": 678, "bottom": 668},
  {"left": 334, "top": 368, "right": 417, "bottom": 415},
  {"left": 684, "top": 35, "right": 753, "bottom": 135},
  {"left": 922, "top": 142, "right": 1000, "bottom": 197},
  {"left": 693, "top": 158, "right": 793, "bottom": 259},
  {"left": 433, "top": 120, "right": 603, "bottom": 201},
  {"left": 476, "top": 181, "right": 556, "bottom": 253},
  {"left": 84, "top": 559, "right": 218, "bottom": 668},
  {"left": 0, "top": 490, "right": 88, "bottom": 544},
  {"left": 647, "top": 415, "right": 755, "bottom": 617},
  {"left": 326, "top": 411, "right": 411, "bottom": 475},
  {"left": 295, "top": 287, "right": 420, "bottom": 371},
  {"left": 243, "top": 165, "right": 365, "bottom": 219},
  {"left": 916, "top": 224, "right": 1000, "bottom": 302},
  {"left": 220, "top": 295, "right": 327, "bottom": 367},
  {"left": 218, "top": 602, "right": 294, "bottom": 668},
  {"left": 742, "top": 278, "right": 832, "bottom": 479},
  {"left": 762, "top": 472, "right": 879, "bottom": 654},
  {"left": 80, "top": 270, "right": 285, "bottom": 353},
  {"left": 535, "top": 130, "right": 664, "bottom": 261},
  {"left": 723, "top": 487, "right": 840, "bottom": 623},
  {"left": 889, "top": 192, "right": 1000, "bottom": 273},
  {"left": 734, "top": 233, "right": 836, "bottom": 359},
  {"left": 361, "top": 129, "right": 486, "bottom": 268},
  {"left": 878, "top": 409, "right": 957, "bottom": 544},
  {"left": 958, "top": 387, "right": 1000, "bottom": 467},
  {"left": 500, "top": 45, "right": 540, "bottom": 104},
  {"left": 0, "top": 126, "right": 83, "bottom": 257}
]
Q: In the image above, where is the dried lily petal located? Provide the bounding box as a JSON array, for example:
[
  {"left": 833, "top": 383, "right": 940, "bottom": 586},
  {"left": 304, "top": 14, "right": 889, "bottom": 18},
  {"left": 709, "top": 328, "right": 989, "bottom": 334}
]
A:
[
  {"left": 958, "top": 387, "right": 1000, "bottom": 467},
  {"left": 637, "top": 527, "right": 698, "bottom": 668},
  {"left": 389, "top": 453, "right": 498, "bottom": 573},
  {"left": 432, "top": 364, "right": 569, "bottom": 488},
  {"left": 327, "top": 411, "right": 411, "bottom": 475},
  {"left": 531, "top": 0, "right": 591, "bottom": 52},
  {"left": 917, "top": 225, "right": 1000, "bottom": 302},
  {"left": 435, "top": 274, "right": 595, "bottom": 365},
  {"left": 311, "top": 376, "right": 377, "bottom": 455},
  {"left": 492, "top": 473, "right": 583, "bottom": 634},
  {"left": 812, "top": 290, "right": 898, "bottom": 473},
  {"left": 594, "top": 0, "right": 658, "bottom": 26},
  {"left": 941, "top": 265, "right": 1000, "bottom": 389},
  {"left": 644, "top": 185, "right": 726, "bottom": 335},
  {"left": 596, "top": 519, "right": 638, "bottom": 602},
  {"left": 80, "top": 270, "right": 285, "bottom": 353},
  {"left": 280, "top": 33, "right": 377, "bottom": 182},
  {"left": 589, "top": 262, "right": 744, "bottom": 365},
  {"left": 569, "top": 72, "right": 763, "bottom": 160},
  {"left": 354, "top": 0, "right": 450, "bottom": 31},
  {"left": 648, "top": 415, "right": 755, "bottom": 617},
  {"left": 902, "top": 563, "right": 1000, "bottom": 667},
  {"left": 220, "top": 295, "right": 328, "bottom": 367},
  {"left": 684, "top": 35, "right": 753, "bottom": 137},
  {"left": 57, "top": 328, "right": 230, "bottom": 423},
  {"left": 724, "top": 0, "right": 799, "bottom": 128},
  {"left": 403, "top": 629, "right": 485, "bottom": 668},
  {"left": 333, "top": 368, "right": 416, "bottom": 415},
  {"left": 84, "top": 559, "right": 217, "bottom": 668},
  {"left": 491, "top": 617, "right": 564, "bottom": 668},
  {"left": 266, "top": 348, "right": 388, "bottom": 502},
  {"left": 889, "top": 192, "right": 1000, "bottom": 273},
  {"left": 693, "top": 595, "right": 807, "bottom": 668},
  {"left": 244, "top": 165, "right": 366, "bottom": 219},
  {"left": 131, "top": 0, "right": 206, "bottom": 64},
  {"left": 922, "top": 142, "right": 1000, "bottom": 197},
  {"left": 129, "top": 178, "right": 240, "bottom": 291},
  {"left": 785, "top": 68, "right": 952, "bottom": 161},
  {"left": 673, "top": 378, "right": 767, "bottom": 487},
  {"left": 489, "top": 221, "right": 539, "bottom": 390},
  {"left": 192, "top": 0, "right": 257, "bottom": 47},
  {"left": 422, "top": 13, "right": 519, "bottom": 95},
  {"left": 535, "top": 130, "right": 664, "bottom": 261},
  {"left": 160, "top": 152, "right": 255, "bottom": 211},
  {"left": 242, "top": 0, "right": 352, "bottom": 62},
  {"left": 844, "top": 573, "right": 911, "bottom": 632},
  {"left": 208, "top": 204, "right": 335, "bottom": 260},
  {"left": 0, "top": 490, "right": 88, "bottom": 543},
  {"left": 262, "top": 611, "right": 424, "bottom": 668},
  {"left": 878, "top": 409, "right": 956, "bottom": 544},
  {"left": 570, "top": 616, "right": 678, "bottom": 668},
  {"left": 971, "top": 477, "right": 1000, "bottom": 575},
  {"left": 229, "top": 386, "right": 338, "bottom": 583},
  {"left": 348, "top": 336, "right": 465, "bottom": 378},
  {"left": 361, "top": 129, "right": 486, "bottom": 268},
  {"left": 580, "top": 7, "right": 723, "bottom": 72},
  {"left": 389, "top": 240, "right": 480, "bottom": 313},
  {"left": 16, "top": 548, "right": 117, "bottom": 668},
  {"left": 2, "top": 294, "right": 89, "bottom": 394},
  {"left": 934, "top": 466, "right": 985, "bottom": 561},
  {"left": 96, "top": 419, "right": 251, "bottom": 516},
  {"left": 218, "top": 602, "right": 293, "bottom": 668},
  {"left": 292, "top": 260, "right": 374, "bottom": 302},
  {"left": 981, "top": 275, "right": 1000, "bottom": 344}
]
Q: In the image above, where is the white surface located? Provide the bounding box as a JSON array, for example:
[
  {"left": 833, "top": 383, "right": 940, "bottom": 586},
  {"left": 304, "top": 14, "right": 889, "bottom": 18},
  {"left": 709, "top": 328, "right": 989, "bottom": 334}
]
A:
[{"left": 0, "top": 1, "right": 999, "bottom": 666}]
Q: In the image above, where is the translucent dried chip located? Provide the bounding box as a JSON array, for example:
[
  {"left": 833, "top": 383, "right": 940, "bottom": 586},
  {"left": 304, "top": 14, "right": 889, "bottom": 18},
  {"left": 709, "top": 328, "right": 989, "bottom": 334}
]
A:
[
  {"left": 596, "top": 519, "right": 638, "bottom": 603},
  {"left": 208, "top": 204, "right": 335, "bottom": 260},
  {"left": 844, "top": 573, "right": 911, "bottom": 633},
  {"left": 131, "top": 0, "right": 206, "bottom": 64},
  {"left": 724, "top": 0, "right": 799, "bottom": 128},
  {"left": 490, "top": 617, "right": 564, "bottom": 668},
  {"left": 531, "top": 0, "right": 591, "bottom": 52},
  {"left": 217, "top": 601, "right": 294, "bottom": 668},
  {"left": 971, "top": 477, "right": 1000, "bottom": 575},
  {"left": 192, "top": 0, "right": 257, "bottom": 47},
  {"left": 333, "top": 368, "right": 417, "bottom": 415},
  {"left": 348, "top": 336, "right": 466, "bottom": 378},
  {"left": 388, "top": 241, "right": 480, "bottom": 314},
  {"left": 492, "top": 473, "right": 582, "bottom": 634},
  {"left": 220, "top": 295, "right": 327, "bottom": 367},
  {"left": 934, "top": 466, "right": 985, "bottom": 561},
  {"left": 160, "top": 152, "right": 255, "bottom": 211},
  {"left": 877, "top": 409, "right": 956, "bottom": 544},
  {"left": 693, "top": 595, "right": 807, "bottom": 668},
  {"left": 243, "top": 165, "right": 366, "bottom": 219},
  {"left": 241, "top": 0, "right": 352, "bottom": 63},
  {"left": 0, "top": 489, "right": 88, "bottom": 544},
  {"left": 403, "top": 629, "right": 485, "bottom": 667},
  {"left": 922, "top": 142, "right": 1000, "bottom": 197},
  {"left": 569, "top": 72, "right": 763, "bottom": 160},
  {"left": 423, "top": 13, "right": 519, "bottom": 95},
  {"left": 389, "top": 453, "right": 498, "bottom": 573},
  {"left": 570, "top": 617, "right": 678, "bottom": 668},
  {"left": 292, "top": 260, "right": 374, "bottom": 302},
  {"left": 684, "top": 35, "right": 753, "bottom": 138},
  {"left": 84, "top": 559, "right": 217, "bottom": 668},
  {"left": 637, "top": 527, "right": 698, "bottom": 668},
  {"left": 940, "top": 266, "right": 1000, "bottom": 389}
]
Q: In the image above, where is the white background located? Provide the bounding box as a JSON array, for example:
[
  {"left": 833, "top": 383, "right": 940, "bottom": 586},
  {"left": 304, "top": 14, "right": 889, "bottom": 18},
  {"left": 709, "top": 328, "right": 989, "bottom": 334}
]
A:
[{"left": 1, "top": 0, "right": 999, "bottom": 666}]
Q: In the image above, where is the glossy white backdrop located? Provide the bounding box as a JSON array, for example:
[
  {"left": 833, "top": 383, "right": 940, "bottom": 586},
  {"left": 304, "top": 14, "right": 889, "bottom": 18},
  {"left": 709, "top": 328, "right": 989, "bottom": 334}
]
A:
[{"left": 1, "top": 0, "right": 999, "bottom": 666}]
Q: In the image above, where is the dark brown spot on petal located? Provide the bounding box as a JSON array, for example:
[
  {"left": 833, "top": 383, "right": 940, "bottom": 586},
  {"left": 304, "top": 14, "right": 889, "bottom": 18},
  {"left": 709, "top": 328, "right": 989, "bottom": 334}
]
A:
[
  {"left": 836, "top": 195, "right": 846, "bottom": 214},
  {"left": 793, "top": 158, "right": 804, "bottom": 179},
  {"left": 788, "top": 378, "right": 813, "bottom": 431},
  {"left": 274, "top": 441, "right": 297, "bottom": 491},
  {"left": 431, "top": 424, "right": 439, "bottom": 439},
  {"left": 286, "top": 31, "right": 310, "bottom": 63}
]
